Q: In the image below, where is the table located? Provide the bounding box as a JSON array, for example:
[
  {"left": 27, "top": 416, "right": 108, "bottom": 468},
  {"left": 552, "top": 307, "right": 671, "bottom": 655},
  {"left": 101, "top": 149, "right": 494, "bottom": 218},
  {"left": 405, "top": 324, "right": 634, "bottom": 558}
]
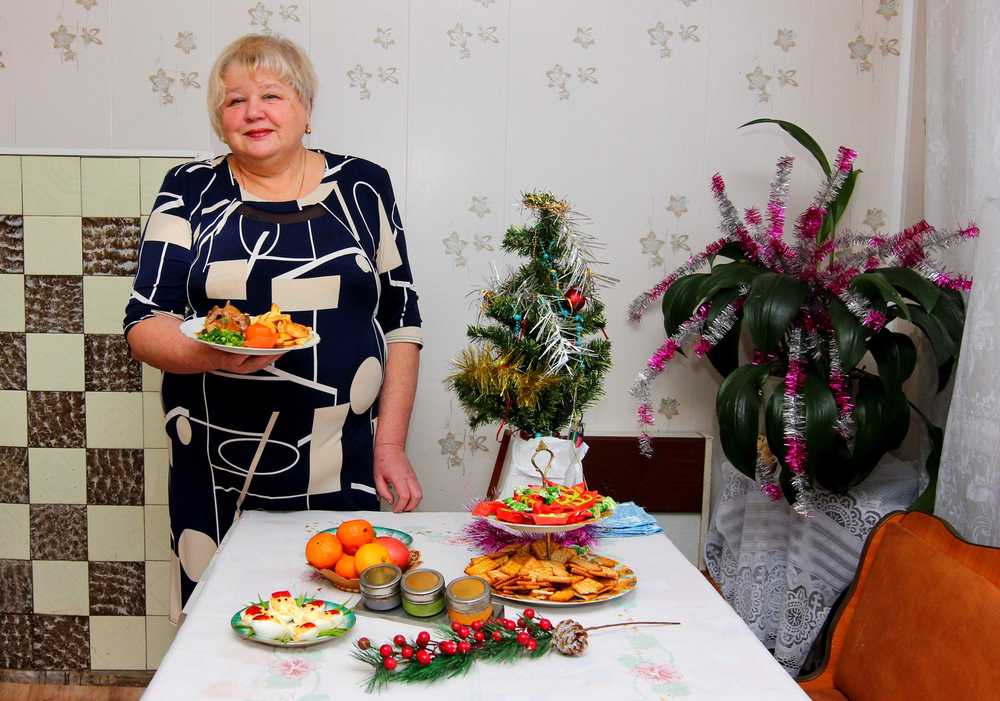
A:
[{"left": 144, "top": 511, "right": 808, "bottom": 700}]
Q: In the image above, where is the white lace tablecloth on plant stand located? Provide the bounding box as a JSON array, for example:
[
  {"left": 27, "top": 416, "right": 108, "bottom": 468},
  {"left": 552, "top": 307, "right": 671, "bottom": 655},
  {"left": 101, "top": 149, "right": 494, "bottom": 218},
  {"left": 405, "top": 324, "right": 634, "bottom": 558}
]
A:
[
  {"left": 145, "top": 510, "right": 807, "bottom": 700},
  {"left": 704, "top": 459, "right": 921, "bottom": 675}
]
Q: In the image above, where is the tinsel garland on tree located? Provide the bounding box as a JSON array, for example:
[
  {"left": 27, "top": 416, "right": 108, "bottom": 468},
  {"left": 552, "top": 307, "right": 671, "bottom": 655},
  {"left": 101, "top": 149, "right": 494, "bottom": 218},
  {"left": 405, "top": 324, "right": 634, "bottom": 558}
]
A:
[{"left": 447, "top": 192, "right": 615, "bottom": 436}]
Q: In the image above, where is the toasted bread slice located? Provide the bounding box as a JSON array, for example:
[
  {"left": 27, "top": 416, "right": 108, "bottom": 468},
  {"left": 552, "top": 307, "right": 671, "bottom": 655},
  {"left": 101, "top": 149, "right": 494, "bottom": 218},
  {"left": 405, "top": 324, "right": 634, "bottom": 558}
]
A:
[{"left": 547, "top": 587, "right": 576, "bottom": 602}]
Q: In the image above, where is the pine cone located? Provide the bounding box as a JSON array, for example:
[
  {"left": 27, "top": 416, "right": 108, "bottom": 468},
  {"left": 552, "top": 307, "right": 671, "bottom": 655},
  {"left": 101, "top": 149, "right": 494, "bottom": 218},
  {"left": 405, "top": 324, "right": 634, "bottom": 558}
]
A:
[{"left": 552, "top": 620, "right": 588, "bottom": 656}]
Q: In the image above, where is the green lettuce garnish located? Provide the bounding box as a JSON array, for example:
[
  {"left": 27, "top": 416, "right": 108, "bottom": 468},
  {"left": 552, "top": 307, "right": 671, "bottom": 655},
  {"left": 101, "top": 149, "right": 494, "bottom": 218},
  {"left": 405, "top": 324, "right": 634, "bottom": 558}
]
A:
[{"left": 199, "top": 327, "right": 245, "bottom": 346}]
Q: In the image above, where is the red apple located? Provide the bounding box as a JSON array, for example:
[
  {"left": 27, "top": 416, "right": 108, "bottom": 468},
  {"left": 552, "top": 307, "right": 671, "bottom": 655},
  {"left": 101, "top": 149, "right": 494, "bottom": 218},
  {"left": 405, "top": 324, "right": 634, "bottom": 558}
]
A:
[{"left": 373, "top": 536, "right": 409, "bottom": 568}]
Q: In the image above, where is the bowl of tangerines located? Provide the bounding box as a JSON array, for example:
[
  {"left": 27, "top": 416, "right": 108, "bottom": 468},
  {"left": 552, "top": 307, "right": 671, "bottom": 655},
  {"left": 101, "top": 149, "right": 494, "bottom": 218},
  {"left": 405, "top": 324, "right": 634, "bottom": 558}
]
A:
[{"left": 305, "top": 518, "right": 421, "bottom": 592}]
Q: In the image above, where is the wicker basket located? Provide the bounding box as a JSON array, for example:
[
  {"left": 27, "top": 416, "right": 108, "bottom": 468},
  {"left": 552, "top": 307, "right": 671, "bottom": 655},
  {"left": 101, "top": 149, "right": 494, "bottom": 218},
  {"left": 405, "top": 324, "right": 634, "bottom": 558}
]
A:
[{"left": 314, "top": 549, "right": 422, "bottom": 593}]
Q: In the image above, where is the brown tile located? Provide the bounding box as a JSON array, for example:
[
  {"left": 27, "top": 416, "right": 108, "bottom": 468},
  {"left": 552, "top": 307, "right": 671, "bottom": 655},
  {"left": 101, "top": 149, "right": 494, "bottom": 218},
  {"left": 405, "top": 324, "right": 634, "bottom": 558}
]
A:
[
  {"left": 0, "top": 560, "right": 32, "bottom": 613},
  {"left": 84, "top": 335, "right": 141, "bottom": 392},
  {"left": 0, "top": 446, "right": 29, "bottom": 503},
  {"left": 0, "top": 215, "right": 24, "bottom": 274},
  {"left": 0, "top": 613, "right": 32, "bottom": 668},
  {"left": 0, "top": 332, "right": 26, "bottom": 390},
  {"left": 27, "top": 391, "right": 85, "bottom": 448},
  {"left": 82, "top": 217, "right": 140, "bottom": 277},
  {"left": 32, "top": 614, "right": 89, "bottom": 670},
  {"left": 30, "top": 504, "right": 87, "bottom": 561},
  {"left": 88, "top": 561, "right": 145, "bottom": 616},
  {"left": 86, "top": 449, "right": 144, "bottom": 505},
  {"left": 24, "top": 276, "right": 83, "bottom": 334}
]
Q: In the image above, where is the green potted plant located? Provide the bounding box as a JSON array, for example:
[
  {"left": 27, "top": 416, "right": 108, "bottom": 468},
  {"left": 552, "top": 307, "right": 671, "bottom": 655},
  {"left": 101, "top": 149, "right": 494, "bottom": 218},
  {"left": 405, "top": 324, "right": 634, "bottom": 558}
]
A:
[{"left": 627, "top": 120, "right": 977, "bottom": 515}]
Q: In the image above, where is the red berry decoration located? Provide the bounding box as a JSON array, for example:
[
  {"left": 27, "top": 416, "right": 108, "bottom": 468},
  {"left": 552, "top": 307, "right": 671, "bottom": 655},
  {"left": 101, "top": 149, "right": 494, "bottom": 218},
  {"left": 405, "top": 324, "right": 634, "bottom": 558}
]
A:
[
  {"left": 539, "top": 619, "right": 553, "bottom": 631},
  {"left": 439, "top": 640, "right": 457, "bottom": 655},
  {"left": 400, "top": 645, "right": 414, "bottom": 659},
  {"left": 491, "top": 630, "right": 503, "bottom": 642},
  {"left": 516, "top": 631, "right": 531, "bottom": 646},
  {"left": 523, "top": 608, "right": 535, "bottom": 620},
  {"left": 416, "top": 649, "right": 432, "bottom": 666},
  {"left": 517, "top": 617, "right": 525, "bottom": 627},
  {"left": 383, "top": 657, "right": 397, "bottom": 671},
  {"left": 471, "top": 620, "right": 484, "bottom": 631},
  {"left": 457, "top": 641, "right": 471, "bottom": 654},
  {"left": 457, "top": 625, "right": 470, "bottom": 639},
  {"left": 451, "top": 622, "right": 463, "bottom": 633},
  {"left": 379, "top": 644, "right": 394, "bottom": 658},
  {"left": 526, "top": 639, "right": 538, "bottom": 652},
  {"left": 416, "top": 631, "right": 431, "bottom": 648},
  {"left": 393, "top": 634, "right": 406, "bottom": 647},
  {"left": 564, "top": 287, "right": 587, "bottom": 313},
  {"left": 474, "top": 630, "right": 486, "bottom": 643},
  {"left": 503, "top": 619, "right": 516, "bottom": 631}
]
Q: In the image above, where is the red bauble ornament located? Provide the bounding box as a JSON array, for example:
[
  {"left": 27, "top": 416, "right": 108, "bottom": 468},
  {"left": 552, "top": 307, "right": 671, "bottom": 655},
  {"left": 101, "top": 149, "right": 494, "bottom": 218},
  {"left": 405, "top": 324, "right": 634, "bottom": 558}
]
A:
[
  {"left": 416, "top": 631, "right": 431, "bottom": 648},
  {"left": 383, "top": 657, "right": 397, "bottom": 671},
  {"left": 564, "top": 287, "right": 586, "bottom": 313},
  {"left": 393, "top": 634, "right": 406, "bottom": 647},
  {"left": 379, "top": 644, "right": 394, "bottom": 658},
  {"left": 400, "top": 645, "right": 414, "bottom": 659},
  {"left": 416, "top": 649, "right": 432, "bottom": 666}
]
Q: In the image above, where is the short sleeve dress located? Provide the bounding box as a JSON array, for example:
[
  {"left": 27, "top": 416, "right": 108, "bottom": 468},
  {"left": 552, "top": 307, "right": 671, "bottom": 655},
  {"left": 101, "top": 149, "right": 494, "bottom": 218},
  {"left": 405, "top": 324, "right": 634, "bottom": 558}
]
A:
[{"left": 124, "top": 152, "right": 421, "bottom": 616}]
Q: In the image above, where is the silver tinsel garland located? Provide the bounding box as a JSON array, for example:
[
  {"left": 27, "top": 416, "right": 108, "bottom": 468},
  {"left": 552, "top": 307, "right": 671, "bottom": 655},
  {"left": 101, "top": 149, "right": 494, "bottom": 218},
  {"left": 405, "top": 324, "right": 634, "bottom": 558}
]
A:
[{"left": 782, "top": 328, "right": 814, "bottom": 517}]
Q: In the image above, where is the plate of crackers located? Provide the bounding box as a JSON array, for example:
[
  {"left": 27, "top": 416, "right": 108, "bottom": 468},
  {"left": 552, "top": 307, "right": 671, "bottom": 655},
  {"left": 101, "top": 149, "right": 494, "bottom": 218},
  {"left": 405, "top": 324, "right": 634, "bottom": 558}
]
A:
[{"left": 463, "top": 539, "right": 637, "bottom": 606}]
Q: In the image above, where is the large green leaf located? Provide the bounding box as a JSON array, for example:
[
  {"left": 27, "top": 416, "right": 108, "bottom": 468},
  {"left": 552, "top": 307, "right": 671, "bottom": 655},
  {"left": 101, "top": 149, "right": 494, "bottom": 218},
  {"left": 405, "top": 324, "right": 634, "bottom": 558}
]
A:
[
  {"left": 877, "top": 267, "right": 942, "bottom": 314},
  {"left": 906, "top": 304, "right": 958, "bottom": 365},
  {"left": 819, "top": 169, "right": 860, "bottom": 243},
  {"left": 931, "top": 289, "right": 966, "bottom": 347},
  {"left": 743, "top": 273, "right": 808, "bottom": 352},
  {"left": 740, "top": 119, "right": 831, "bottom": 175},
  {"left": 851, "top": 272, "right": 911, "bottom": 321},
  {"left": 762, "top": 371, "right": 838, "bottom": 475},
  {"left": 716, "top": 364, "right": 770, "bottom": 479},
  {"left": 699, "top": 261, "right": 765, "bottom": 302},
  {"left": 714, "top": 241, "right": 749, "bottom": 262},
  {"left": 828, "top": 296, "right": 867, "bottom": 369},
  {"left": 937, "top": 357, "right": 957, "bottom": 394},
  {"left": 661, "top": 273, "right": 709, "bottom": 338},
  {"left": 867, "top": 330, "right": 917, "bottom": 392},
  {"left": 705, "top": 288, "right": 743, "bottom": 379}
]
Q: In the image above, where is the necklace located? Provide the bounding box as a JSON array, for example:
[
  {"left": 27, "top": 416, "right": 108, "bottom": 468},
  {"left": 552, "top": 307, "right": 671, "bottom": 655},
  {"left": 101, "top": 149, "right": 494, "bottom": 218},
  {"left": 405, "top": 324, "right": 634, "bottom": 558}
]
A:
[{"left": 231, "top": 148, "right": 309, "bottom": 200}]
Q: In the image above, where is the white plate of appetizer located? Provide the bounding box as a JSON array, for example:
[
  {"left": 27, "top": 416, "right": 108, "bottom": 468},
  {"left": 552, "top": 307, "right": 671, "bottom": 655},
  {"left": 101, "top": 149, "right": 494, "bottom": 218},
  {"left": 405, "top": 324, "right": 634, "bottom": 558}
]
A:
[
  {"left": 230, "top": 590, "right": 355, "bottom": 647},
  {"left": 181, "top": 303, "right": 320, "bottom": 356}
]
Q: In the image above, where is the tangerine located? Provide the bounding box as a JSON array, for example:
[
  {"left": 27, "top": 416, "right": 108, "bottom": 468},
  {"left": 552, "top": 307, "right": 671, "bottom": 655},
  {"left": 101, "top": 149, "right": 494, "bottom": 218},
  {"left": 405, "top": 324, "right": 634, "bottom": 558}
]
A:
[
  {"left": 337, "top": 519, "right": 375, "bottom": 555},
  {"left": 334, "top": 554, "right": 358, "bottom": 579},
  {"left": 305, "top": 531, "right": 342, "bottom": 570}
]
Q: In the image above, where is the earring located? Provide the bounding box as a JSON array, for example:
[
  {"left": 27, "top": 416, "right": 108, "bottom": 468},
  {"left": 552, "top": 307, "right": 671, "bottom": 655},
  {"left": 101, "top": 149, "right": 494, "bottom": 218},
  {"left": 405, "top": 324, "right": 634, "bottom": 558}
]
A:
[{"left": 305, "top": 124, "right": 312, "bottom": 135}]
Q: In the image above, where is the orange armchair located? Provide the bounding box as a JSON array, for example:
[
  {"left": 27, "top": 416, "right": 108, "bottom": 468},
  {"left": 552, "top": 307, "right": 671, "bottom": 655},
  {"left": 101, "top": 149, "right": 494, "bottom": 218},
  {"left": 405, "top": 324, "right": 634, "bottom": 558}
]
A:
[{"left": 798, "top": 511, "right": 1000, "bottom": 701}]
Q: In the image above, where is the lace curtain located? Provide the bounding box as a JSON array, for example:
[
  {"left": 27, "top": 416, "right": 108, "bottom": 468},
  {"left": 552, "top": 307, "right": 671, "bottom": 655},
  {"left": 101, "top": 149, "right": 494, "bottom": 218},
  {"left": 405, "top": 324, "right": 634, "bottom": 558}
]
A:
[{"left": 926, "top": 0, "right": 1000, "bottom": 546}]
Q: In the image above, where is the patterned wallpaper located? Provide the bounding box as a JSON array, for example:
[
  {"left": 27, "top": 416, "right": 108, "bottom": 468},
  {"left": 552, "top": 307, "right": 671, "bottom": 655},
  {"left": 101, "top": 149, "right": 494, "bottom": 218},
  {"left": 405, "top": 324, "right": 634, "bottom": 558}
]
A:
[
  {"left": 0, "top": 155, "right": 189, "bottom": 673},
  {"left": 0, "top": 3, "right": 911, "bottom": 673}
]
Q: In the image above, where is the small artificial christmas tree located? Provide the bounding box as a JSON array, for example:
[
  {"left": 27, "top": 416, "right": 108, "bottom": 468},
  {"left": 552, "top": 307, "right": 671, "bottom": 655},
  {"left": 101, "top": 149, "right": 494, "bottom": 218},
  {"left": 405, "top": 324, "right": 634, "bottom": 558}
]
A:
[{"left": 447, "top": 192, "right": 614, "bottom": 439}]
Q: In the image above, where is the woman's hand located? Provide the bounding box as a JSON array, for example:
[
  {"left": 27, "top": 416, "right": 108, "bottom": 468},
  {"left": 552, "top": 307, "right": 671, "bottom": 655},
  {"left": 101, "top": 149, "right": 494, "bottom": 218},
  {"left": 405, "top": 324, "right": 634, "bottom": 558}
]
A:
[
  {"left": 213, "top": 350, "right": 284, "bottom": 374},
  {"left": 373, "top": 443, "right": 422, "bottom": 512}
]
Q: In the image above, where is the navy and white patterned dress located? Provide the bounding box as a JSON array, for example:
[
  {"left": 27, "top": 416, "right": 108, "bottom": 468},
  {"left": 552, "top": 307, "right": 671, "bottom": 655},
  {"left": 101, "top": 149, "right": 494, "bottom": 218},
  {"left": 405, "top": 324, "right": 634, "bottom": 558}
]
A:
[{"left": 124, "top": 151, "right": 421, "bottom": 614}]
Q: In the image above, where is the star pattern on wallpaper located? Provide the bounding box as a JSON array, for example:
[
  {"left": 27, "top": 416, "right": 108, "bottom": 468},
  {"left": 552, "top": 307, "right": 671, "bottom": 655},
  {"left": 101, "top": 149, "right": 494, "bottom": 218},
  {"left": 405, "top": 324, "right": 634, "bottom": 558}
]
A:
[
  {"left": 777, "top": 68, "right": 798, "bottom": 88},
  {"left": 879, "top": 38, "right": 900, "bottom": 56},
  {"left": 745, "top": 66, "right": 772, "bottom": 103},
  {"left": 247, "top": 1, "right": 300, "bottom": 36},
  {"left": 468, "top": 195, "right": 491, "bottom": 218},
  {"left": 667, "top": 194, "right": 688, "bottom": 218},
  {"left": 574, "top": 27, "right": 596, "bottom": 50},
  {"left": 848, "top": 34, "right": 875, "bottom": 72},
  {"left": 148, "top": 68, "right": 176, "bottom": 105},
  {"left": 377, "top": 66, "right": 398, "bottom": 84},
  {"left": 577, "top": 66, "right": 598, "bottom": 85},
  {"left": 774, "top": 29, "right": 797, "bottom": 52},
  {"left": 447, "top": 22, "right": 473, "bottom": 60},
  {"left": 864, "top": 208, "right": 886, "bottom": 231},
  {"left": 438, "top": 431, "right": 464, "bottom": 469},
  {"left": 679, "top": 25, "right": 700, "bottom": 43},
  {"left": 80, "top": 27, "right": 102, "bottom": 47},
  {"left": 647, "top": 22, "right": 674, "bottom": 59},
  {"left": 374, "top": 26, "right": 395, "bottom": 50},
  {"left": 347, "top": 64, "right": 373, "bottom": 100},
  {"left": 174, "top": 31, "right": 196, "bottom": 54},
  {"left": 659, "top": 397, "right": 680, "bottom": 420},
  {"left": 546, "top": 64, "right": 572, "bottom": 100},
  {"left": 47, "top": 19, "right": 105, "bottom": 63},
  {"left": 49, "top": 25, "right": 77, "bottom": 62},
  {"left": 670, "top": 233, "right": 691, "bottom": 254},
  {"left": 468, "top": 433, "right": 489, "bottom": 453},
  {"left": 478, "top": 26, "right": 499, "bottom": 44},
  {"left": 443, "top": 231, "right": 469, "bottom": 268},
  {"left": 179, "top": 71, "right": 201, "bottom": 89},
  {"left": 876, "top": 0, "right": 899, "bottom": 21},
  {"left": 640, "top": 230, "right": 666, "bottom": 267},
  {"left": 473, "top": 234, "right": 494, "bottom": 252},
  {"left": 279, "top": 4, "right": 300, "bottom": 22},
  {"left": 76, "top": 0, "right": 98, "bottom": 9}
]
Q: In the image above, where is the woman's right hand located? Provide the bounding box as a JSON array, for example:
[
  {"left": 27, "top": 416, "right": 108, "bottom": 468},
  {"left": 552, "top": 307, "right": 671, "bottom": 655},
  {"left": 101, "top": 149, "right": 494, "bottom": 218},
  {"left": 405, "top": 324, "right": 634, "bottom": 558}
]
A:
[{"left": 213, "top": 350, "right": 284, "bottom": 374}]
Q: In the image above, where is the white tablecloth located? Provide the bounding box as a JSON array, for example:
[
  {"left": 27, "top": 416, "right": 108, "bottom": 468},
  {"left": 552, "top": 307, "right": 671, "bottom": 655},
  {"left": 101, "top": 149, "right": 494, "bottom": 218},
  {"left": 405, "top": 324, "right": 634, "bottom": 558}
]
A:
[{"left": 144, "top": 510, "right": 807, "bottom": 700}]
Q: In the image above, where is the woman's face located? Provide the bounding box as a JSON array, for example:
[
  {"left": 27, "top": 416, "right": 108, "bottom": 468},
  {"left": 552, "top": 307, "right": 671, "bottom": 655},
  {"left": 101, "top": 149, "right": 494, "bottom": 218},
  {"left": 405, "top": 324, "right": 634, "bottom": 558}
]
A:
[{"left": 220, "top": 66, "right": 309, "bottom": 164}]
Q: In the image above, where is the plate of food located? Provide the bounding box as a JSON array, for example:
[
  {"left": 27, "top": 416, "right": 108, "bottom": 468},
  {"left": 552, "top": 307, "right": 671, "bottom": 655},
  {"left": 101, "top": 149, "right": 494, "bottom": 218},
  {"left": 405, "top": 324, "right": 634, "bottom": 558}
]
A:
[
  {"left": 304, "top": 519, "right": 421, "bottom": 593},
  {"left": 180, "top": 302, "right": 320, "bottom": 355},
  {"left": 231, "top": 590, "right": 355, "bottom": 647},
  {"left": 464, "top": 540, "right": 637, "bottom": 607},
  {"left": 471, "top": 481, "right": 617, "bottom": 534}
]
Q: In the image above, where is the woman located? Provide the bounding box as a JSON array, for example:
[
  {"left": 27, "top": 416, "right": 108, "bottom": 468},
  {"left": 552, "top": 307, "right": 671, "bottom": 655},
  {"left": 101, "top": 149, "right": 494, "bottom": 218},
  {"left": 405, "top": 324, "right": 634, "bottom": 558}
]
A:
[{"left": 125, "top": 34, "right": 423, "bottom": 617}]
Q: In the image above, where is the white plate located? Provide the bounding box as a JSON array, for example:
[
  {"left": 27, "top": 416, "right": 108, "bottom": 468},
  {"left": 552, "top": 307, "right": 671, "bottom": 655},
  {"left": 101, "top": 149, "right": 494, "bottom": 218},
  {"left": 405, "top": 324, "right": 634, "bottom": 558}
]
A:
[
  {"left": 180, "top": 316, "right": 320, "bottom": 356},
  {"left": 488, "top": 553, "right": 637, "bottom": 607},
  {"left": 475, "top": 511, "right": 613, "bottom": 535}
]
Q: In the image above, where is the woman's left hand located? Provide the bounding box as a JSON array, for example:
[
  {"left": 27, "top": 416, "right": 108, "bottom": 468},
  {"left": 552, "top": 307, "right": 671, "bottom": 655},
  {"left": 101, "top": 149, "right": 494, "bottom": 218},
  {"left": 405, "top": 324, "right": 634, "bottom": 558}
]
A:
[{"left": 373, "top": 444, "right": 422, "bottom": 512}]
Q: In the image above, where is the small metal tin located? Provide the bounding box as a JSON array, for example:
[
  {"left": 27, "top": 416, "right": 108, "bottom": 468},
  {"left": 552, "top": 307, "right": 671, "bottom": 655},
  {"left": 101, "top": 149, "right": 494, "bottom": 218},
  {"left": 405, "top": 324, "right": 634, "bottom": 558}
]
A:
[
  {"left": 359, "top": 563, "right": 402, "bottom": 611},
  {"left": 400, "top": 569, "right": 446, "bottom": 617},
  {"left": 446, "top": 576, "right": 493, "bottom": 624}
]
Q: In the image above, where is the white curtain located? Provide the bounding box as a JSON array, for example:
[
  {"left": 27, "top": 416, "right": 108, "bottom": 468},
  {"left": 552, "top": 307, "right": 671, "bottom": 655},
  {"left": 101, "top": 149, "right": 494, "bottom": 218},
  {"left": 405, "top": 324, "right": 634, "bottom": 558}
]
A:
[{"left": 927, "top": 0, "right": 1000, "bottom": 545}]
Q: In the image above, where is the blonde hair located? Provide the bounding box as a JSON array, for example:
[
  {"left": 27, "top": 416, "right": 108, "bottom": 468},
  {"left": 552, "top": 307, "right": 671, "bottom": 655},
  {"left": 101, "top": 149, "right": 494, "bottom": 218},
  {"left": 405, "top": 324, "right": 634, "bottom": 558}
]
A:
[{"left": 207, "top": 34, "right": 317, "bottom": 138}]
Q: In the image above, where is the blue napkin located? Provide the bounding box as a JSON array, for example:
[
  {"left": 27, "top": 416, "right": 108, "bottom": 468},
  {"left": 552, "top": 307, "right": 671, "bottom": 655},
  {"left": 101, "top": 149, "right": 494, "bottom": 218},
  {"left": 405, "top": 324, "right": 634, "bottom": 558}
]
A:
[{"left": 592, "top": 501, "right": 663, "bottom": 537}]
